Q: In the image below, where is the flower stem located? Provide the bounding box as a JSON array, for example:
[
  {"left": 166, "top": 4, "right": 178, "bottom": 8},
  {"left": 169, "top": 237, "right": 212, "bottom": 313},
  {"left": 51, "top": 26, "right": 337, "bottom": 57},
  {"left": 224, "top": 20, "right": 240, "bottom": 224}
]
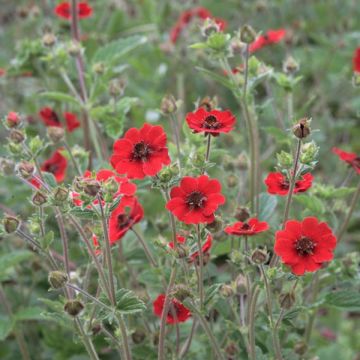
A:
[
  {"left": 63, "top": 140, "right": 82, "bottom": 176},
  {"left": 205, "top": 134, "right": 212, "bottom": 164},
  {"left": 248, "top": 285, "right": 260, "bottom": 360},
  {"left": 243, "top": 44, "right": 250, "bottom": 99},
  {"left": 196, "top": 224, "right": 204, "bottom": 309},
  {"left": 170, "top": 113, "right": 181, "bottom": 163},
  {"left": 131, "top": 226, "right": 158, "bottom": 267},
  {"left": 74, "top": 317, "right": 100, "bottom": 360}
]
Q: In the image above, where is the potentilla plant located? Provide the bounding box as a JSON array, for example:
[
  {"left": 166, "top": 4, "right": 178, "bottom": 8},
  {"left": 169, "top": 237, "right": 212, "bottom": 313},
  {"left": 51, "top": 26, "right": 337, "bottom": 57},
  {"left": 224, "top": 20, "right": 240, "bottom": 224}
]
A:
[{"left": 0, "top": 2, "right": 359, "bottom": 360}]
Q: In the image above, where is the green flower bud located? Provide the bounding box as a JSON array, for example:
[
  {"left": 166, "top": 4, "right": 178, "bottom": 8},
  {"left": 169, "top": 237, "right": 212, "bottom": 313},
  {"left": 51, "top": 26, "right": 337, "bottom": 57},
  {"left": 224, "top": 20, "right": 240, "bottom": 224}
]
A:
[
  {"left": 240, "top": 25, "right": 257, "bottom": 44},
  {"left": 53, "top": 187, "right": 69, "bottom": 203},
  {"left": 171, "top": 284, "right": 192, "bottom": 302},
  {"left": 207, "top": 32, "right": 229, "bottom": 51},
  {"left": 235, "top": 274, "right": 248, "bottom": 294},
  {"left": 220, "top": 284, "right": 234, "bottom": 298},
  {"left": 277, "top": 151, "right": 293, "bottom": 168},
  {"left": 29, "top": 136, "right": 44, "bottom": 154},
  {"left": 352, "top": 72, "right": 360, "bottom": 87},
  {"left": 300, "top": 141, "right": 319, "bottom": 165},
  {"left": 92, "top": 62, "right": 106, "bottom": 75},
  {"left": 283, "top": 55, "right": 299, "bottom": 75},
  {"left": 48, "top": 271, "right": 68, "bottom": 289},
  {"left": 9, "top": 142, "right": 22, "bottom": 154}
]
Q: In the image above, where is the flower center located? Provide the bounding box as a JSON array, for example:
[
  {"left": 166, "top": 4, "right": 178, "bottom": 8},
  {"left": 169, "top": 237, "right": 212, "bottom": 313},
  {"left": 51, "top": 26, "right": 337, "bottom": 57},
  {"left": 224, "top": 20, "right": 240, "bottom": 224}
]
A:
[
  {"left": 241, "top": 223, "right": 251, "bottom": 230},
  {"left": 44, "top": 164, "right": 58, "bottom": 174},
  {"left": 203, "top": 115, "right": 221, "bottom": 130},
  {"left": 131, "top": 142, "right": 151, "bottom": 162},
  {"left": 295, "top": 236, "right": 316, "bottom": 256},
  {"left": 280, "top": 180, "right": 290, "bottom": 190},
  {"left": 186, "top": 191, "right": 207, "bottom": 210},
  {"left": 117, "top": 214, "right": 130, "bottom": 230}
]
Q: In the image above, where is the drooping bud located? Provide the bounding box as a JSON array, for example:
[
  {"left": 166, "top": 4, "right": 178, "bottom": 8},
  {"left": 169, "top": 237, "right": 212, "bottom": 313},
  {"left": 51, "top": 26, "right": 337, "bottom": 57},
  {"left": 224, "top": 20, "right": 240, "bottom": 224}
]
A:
[
  {"left": 48, "top": 271, "right": 68, "bottom": 289},
  {"left": 53, "top": 187, "right": 69, "bottom": 203},
  {"left": 32, "top": 191, "right": 47, "bottom": 206},
  {"left": 283, "top": 55, "right": 299, "bottom": 75},
  {"left": 220, "top": 284, "right": 234, "bottom": 298},
  {"left": 6, "top": 112, "right": 21, "bottom": 128},
  {"left": 293, "top": 118, "right": 311, "bottom": 139},
  {"left": 47, "top": 126, "right": 65, "bottom": 143},
  {"left": 172, "top": 284, "right": 192, "bottom": 302},
  {"left": 251, "top": 248, "right": 268, "bottom": 265},
  {"left": 160, "top": 94, "right": 177, "bottom": 115},
  {"left": 16, "top": 161, "right": 35, "bottom": 179},
  {"left": 279, "top": 291, "right": 296, "bottom": 309},
  {"left": 206, "top": 216, "right": 223, "bottom": 233},
  {"left": 240, "top": 25, "right": 257, "bottom": 44},
  {"left": 9, "top": 129, "right": 25, "bottom": 144},
  {"left": 234, "top": 207, "right": 250, "bottom": 222},
  {"left": 235, "top": 274, "right": 248, "bottom": 294},
  {"left": 64, "top": 299, "right": 84, "bottom": 317},
  {"left": 3, "top": 215, "right": 20, "bottom": 233}
]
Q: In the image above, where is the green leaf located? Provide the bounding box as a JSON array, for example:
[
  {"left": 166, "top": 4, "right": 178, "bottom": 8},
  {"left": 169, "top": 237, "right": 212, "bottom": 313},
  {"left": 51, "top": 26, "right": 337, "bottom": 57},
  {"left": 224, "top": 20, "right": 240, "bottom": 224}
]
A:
[
  {"left": 40, "top": 231, "right": 54, "bottom": 250},
  {"left": 258, "top": 193, "right": 278, "bottom": 222},
  {"left": 0, "top": 316, "right": 14, "bottom": 341},
  {"left": 323, "top": 290, "right": 360, "bottom": 310},
  {"left": 69, "top": 207, "right": 98, "bottom": 220},
  {"left": 15, "top": 306, "right": 44, "bottom": 321},
  {"left": 293, "top": 194, "right": 325, "bottom": 214},
  {"left": 115, "top": 288, "right": 146, "bottom": 314},
  {"left": 108, "top": 196, "right": 122, "bottom": 214},
  {"left": 0, "top": 250, "right": 34, "bottom": 278},
  {"left": 204, "top": 284, "right": 221, "bottom": 307},
  {"left": 42, "top": 172, "right": 57, "bottom": 188},
  {"left": 92, "top": 36, "right": 147, "bottom": 64},
  {"left": 38, "top": 91, "right": 81, "bottom": 107}
]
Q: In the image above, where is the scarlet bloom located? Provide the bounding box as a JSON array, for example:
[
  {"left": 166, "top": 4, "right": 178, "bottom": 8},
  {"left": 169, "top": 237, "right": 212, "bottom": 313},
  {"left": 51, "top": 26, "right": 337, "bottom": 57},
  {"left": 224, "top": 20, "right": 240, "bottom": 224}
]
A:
[
  {"left": 39, "top": 107, "right": 61, "bottom": 127},
  {"left": 108, "top": 196, "right": 144, "bottom": 244},
  {"left": 225, "top": 218, "right": 269, "bottom": 236},
  {"left": 110, "top": 124, "right": 171, "bottom": 180},
  {"left": 153, "top": 294, "right": 191, "bottom": 324},
  {"left": 186, "top": 108, "right": 236, "bottom": 136},
  {"left": 166, "top": 175, "right": 225, "bottom": 224},
  {"left": 332, "top": 147, "right": 360, "bottom": 175},
  {"left": 64, "top": 112, "right": 81, "bottom": 132},
  {"left": 274, "top": 217, "right": 337, "bottom": 275},
  {"left": 54, "top": 2, "right": 92, "bottom": 20},
  {"left": 264, "top": 172, "right": 313, "bottom": 196},
  {"left": 6, "top": 112, "right": 21, "bottom": 128},
  {"left": 249, "top": 29, "right": 286, "bottom": 53},
  {"left": 353, "top": 47, "right": 360, "bottom": 72}
]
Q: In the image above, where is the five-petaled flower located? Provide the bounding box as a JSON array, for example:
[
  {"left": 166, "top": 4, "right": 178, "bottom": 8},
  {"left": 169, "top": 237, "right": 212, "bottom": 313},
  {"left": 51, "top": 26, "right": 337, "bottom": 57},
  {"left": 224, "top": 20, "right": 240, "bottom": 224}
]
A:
[
  {"left": 108, "top": 196, "right": 144, "bottom": 244},
  {"left": 353, "top": 47, "right": 360, "bottom": 73},
  {"left": 153, "top": 294, "right": 191, "bottom": 324},
  {"left": 274, "top": 217, "right": 337, "bottom": 275},
  {"left": 110, "top": 124, "right": 171, "bottom": 179},
  {"left": 54, "top": 2, "right": 92, "bottom": 20},
  {"left": 225, "top": 218, "right": 269, "bottom": 236},
  {"left": 332, "top": 147, "right": 360, "bottom": 175},
  {"left": 264, "top": 172, "right": 313, "bottom": 196},
  {"left": 186, "top": 108, "right": 236, "bottom": 136},
  {"left": 166, "top": 175, "right": 225, "bottom": 224},
  {"left": 249, "top": 28, "right": 286, "bottom": 53}
]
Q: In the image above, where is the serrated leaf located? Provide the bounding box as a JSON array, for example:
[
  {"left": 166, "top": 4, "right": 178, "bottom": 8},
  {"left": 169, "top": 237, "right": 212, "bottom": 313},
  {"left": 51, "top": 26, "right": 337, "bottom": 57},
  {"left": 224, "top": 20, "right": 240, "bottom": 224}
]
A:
[
  {"left": 15, "top": 306, "right": 44, "bottom": 321},
  {"left": 69, "top": 207, "right": 98, "bottom": 220},
  {"left": 258, "top": 193, "right": 278, "bottom": 222},
  {"left": 92, "top": 36, "right": 147, "bottom": 64},
  {"left": 0, "top": 250, "right": 33, "bottom": 277},
  {"left": 204, "top": 283, "right": 221, "bottom": 307},
  {"left": 115, "top": 288, "right": 146, "bottom": 314},
  {"left": 323, "top": 290, "right": 360, "bottom": 310},
  {"left": 42, "top": 172, "right": 58, "bottom": 188},
  {"left": 108, "top": 195, "right": 122, "bottom": 213},
  {"left": 38, "top": 91, "right": 81, "bottom": 106},
  {"left": 0, "top": 316, "right": 14, "bottom": 341}
]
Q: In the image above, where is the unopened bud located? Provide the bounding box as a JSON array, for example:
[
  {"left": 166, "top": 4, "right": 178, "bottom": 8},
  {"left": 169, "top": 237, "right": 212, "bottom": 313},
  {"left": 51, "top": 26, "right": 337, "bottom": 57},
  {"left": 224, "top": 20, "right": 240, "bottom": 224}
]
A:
[
  {"left": 42, "top": 32, "right": 57, "bottom": 47},
  {"left": 48, "top": 271, "right": 68, "bottom": 289},
  {"left": 199, "top": 96, "right": 218, "bottom": 111},
  {"left": 53, "top": 187, "right": 69, "bottom": 203},
  {"left": 294, "top": 341, "right": 307, "bottom": 355},
  {"left": 279, "top": 291, "right": 295, "bottom": 309},
  {"left": 32, "top": 191, "right": 47, "bottom": 206},
  {"left": 6, "top": 112, "right": 21, "bottom": 128},
  {"left": 92, "top": 62, "right": 105, "bottom": 75},
  {"left": 300, "top": 141, "right": 319, "bottom": 164},
  {"left": 227, "top": 174, "right": 238, "bottom": 188},
  {"left": 235, "top": 274, "right": 248, "bottom": 294},
  {"left": 82, "top": 179, "right": 101, "bottom": 197},
  {"left": 277, "top": 151, "right": 293, "bottom": 168},
  {"left": 293, "top": 118, "right": 311, "bottom": 139},
  {"left": 220, "top": 284, "right": 234, "bottom": 298},
  {"left": 283, "top": 56, "right": 299, "bottom": 75},
  {"left": 109, "top": 78, "right": 126, "bottom": 97},
  {"left": 47, "top": 126, "right": 65, "bottom": 143},
  {"left": 235, "top": 153, "right": 248, "bottom": 171},
  {"left": 160, "top": 94, "right": 177, "bottom": 115},
  {"left": 132, "top": 330, "right": 146, "bottom": 344},
  {"left": 67, "top": 41, "right": 82, "bottom": 57},
  {"left": 64, "top": 300, "right": 84, "bottom": 317},
  {"left": 352, "top": 72, "right": 360, "bottom": 87},
  {"left": 3, "top": 215, "right": 20, "bottom": 233},
  {"left": 172, "top": 284, "right": 192, "bottom": 301},
  {"left": 103, "top": 177, "right": 118, "bottom": 195},
  {"left": 9, "top": 129, "right": 25, "bottom": 144},
  {"left": 158, "top": 167, "right": 173, "bottom": 183},
  {"left": 206, "top": 216, "right": 223, "bottom": 233},
  {"left": 201, "top": 18, "right": 221, "bottom": 37},
  {"left": 230, "top": 38, "right": 246, "bottom": 54},
  {"left": 16, "top": 161, "right": 35, "bottom": 179},
  {"left": 251, "top": 248, "right": 268, "bottom": 265},
  {"left": 240, "top": 25, "right": 257, "bottom": 44},
  {"left": 234, "top": 207, "right": 250, "bottom": 222}
]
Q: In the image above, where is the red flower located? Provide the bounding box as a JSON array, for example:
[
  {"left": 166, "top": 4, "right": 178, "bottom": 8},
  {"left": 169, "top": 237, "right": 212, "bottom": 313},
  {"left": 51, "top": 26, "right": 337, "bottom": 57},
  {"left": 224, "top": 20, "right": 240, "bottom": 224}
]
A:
[
  {"left": 264, "top": 172, "right": 313, "bottom": 196},
  {"left": 225, "top": 218, "right": 269, "bottom": 236},
  {"left": 6, "top": 112, "right": 21, "bottom": 128},
  {"left": 353, "top": 47, "right": 360, "bottom": 73},
  {"left": 64, "top": 112, "right": 81, "bottom": 132},
  {"left": 41, "top": 149, "right": 68, "bottom": 182},
  {"left": 108, "top": 196, "right": 144, "bottom": 244},
  {"left": 274, "top": 217, "right": 337, "bottom": 275},
  {"left": 168, "top": 234, "right": 186, "bottom": 249},
  {"left": 39, "top": 107, "right": 62, "bottom": 127},
  {"left": 185, "top": 108, "right": 236, "bottom": 136},
  {"left": 54, "top": 2, "right": 92, "bottom": 20},
  {"left": 332, "top": 147, "right": 360, "bottom": 175},
  {"left": 166, "top": 175, "right": 225, "bottom": 224},
  {"left": 249, "top": 29, "right": 286, "bottom": 53},
  {"left": 189, "top": 234, "right": 212, "bottom": 262},
  {"left": 110, "top": 124, "right": 171, "bottom": 180},
  {"left": 153, "top": 294, "right": 191, "bottom": 324}
]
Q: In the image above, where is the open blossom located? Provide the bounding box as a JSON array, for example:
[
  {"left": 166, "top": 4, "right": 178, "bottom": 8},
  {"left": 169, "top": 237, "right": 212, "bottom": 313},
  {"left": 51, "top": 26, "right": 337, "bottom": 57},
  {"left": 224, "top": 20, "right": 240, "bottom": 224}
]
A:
[
  {"left": 110, "top": 124, "right": 171, "bottom": 179},
  {"left": 186, "top": 108, "right": 236, "bottom": 136},
  {"left": 153, "top": 294, "right": 191, "bottom": 324},
  {"left": 353, "top": 47, "right": 360, "bottom": 73},
  {"left": 108, "top": 196, "right": 144, "bottom": 244},
  {"left": 166, "top": 175, "right": 225, "bottom": 224},
  {"left": 54, "top": 2, "right": 92, "bottom": 20},
  {"left": 274, "top": 217, "right": 337, "bottom": 275},
  {"left": 264, "top": 172, "right": 313, "bottom": 196},
  {"left": 249, "top": 29, "right": 286, "bottom": 53},
  {"left": 332, "top": 147, "right": 360, "bottom": 174},
  {"left": 39, "top": 108, "right": 80, "bottom": 132},
  {"left": 225, "top": 218, "right": 269, "bottom": 236}
]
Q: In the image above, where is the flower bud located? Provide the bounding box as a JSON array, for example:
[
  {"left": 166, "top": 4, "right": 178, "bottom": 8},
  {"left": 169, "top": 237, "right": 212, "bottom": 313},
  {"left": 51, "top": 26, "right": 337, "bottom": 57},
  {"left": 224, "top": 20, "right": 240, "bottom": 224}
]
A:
[
  {"left": 225, "top": 342, "right": 237, "bottom": 357},
  {"left": 226, "top": 175, "right": 238, "bottom": 188},
  {"left": 172, "top": 284, "right": 192, "bottom": 301},
  {"left": 48, "top": 271, "right": 68, "bottom": 289},
  {"left": 9, "top": 143, "right": 22, "bottom": 155},
  {"left": 300, "top": 141, "right": 319, "bottom": 165},
  {"left": 160, "top": 94, "right": 177, "bottom": 115},
  {"left": 279, "top": 291, "right": 295, "bottom": 309},
  {"left": 0, "top": 158, "right": 15, "bottom": 175},
  {"left": 29, "top": 136, "right": 44, "bottom": 154},
  {"left": 251, "top": 248, "right": 268, "bottom": 265},
  {"left": 3, "top": 215, "right": 20, "bottom": 233},
  {"left": 277, "top": 151, "right": 293, "bottom": 168},
  {"left": 158, "top": 167, "right": 174, "bottom": 183},
  {"left": 47, "top": 126, "right": 65, "bottom": 143},
  {"left": 230, "top": 38, "right": 246, "bottom": 54},
  {"left": 240, "top": 25, "right": 257, "bottom": 44},
  {"left": 132, "top": 330, "right": 146, "bottom": 344},
  {"left": 201, "top": 18, "right": 221, "bottom": 37},
  {"left": 92, "top": 62, "right": 106, "bottom": 75},
  {"left": 42, "top": 32, "right": 57, "bottom": 47},
  {"left": 6, "top": 112, "right": 21, "bottom": 128},
  {"left": 91, "top": 323, "right": 102, "bottom": 336},
  {"left": 207, "top": 32, "right": 228, "bottom": 52},
  {"left": 82, "top": 179, "right": 101, "bottom": 197},
  {"left": 206, "top": 216, "right": 223, "bottom": 233},
  {"left": 293, "top": 118, "right": 311, "bottom": 139},
  {"left": 109, "top": 78, "right": 127, "bottom": 97},
  {"left": 103, "top": 177, "right": 118, "bottom": 195},
  {"left": 32, "top": 191, "right": 47, "bottom": 206},
  {"left": 16, "top": 161, "right": 35, "bottom": 179},
  {"left": 73, "top": 176, "right": 84, "bottom": 192},
  {"left": 64, "top": 299, "right": 84, "bottom": 317},
  {"left": 67, "top": 41, "right": 82, "bottom": 57},
  {"left": 220, "top": 284, "right": 234, "bottom": 298},
  {"left": 235, "top": 274, "right": 248, "bottom": 294},
  {"left": 283, "top": 55, "right": 299, "bottom": 75},
  {"left": 9, "top": 129, "right": 25, "bottom": 144},
  {"left": 234, "top": 207, "right": 250, "bottom": 222},
  {"left": 199, "top": 96, "right": 218, "bottom": 111},
  {"left": 53, "top": 187, "right": 69, "bottom": 203},
  {"left": 294, "top": 341, "right": 307, "bottom": 355}
]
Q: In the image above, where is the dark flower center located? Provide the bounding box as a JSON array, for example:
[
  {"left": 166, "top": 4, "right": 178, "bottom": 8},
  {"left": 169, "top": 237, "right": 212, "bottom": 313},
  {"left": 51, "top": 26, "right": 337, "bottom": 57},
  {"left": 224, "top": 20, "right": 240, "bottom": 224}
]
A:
[
  {"left": 44, "top": 164, "right": 58, "bottom": 174},
  {"left": 203, "top": 115, "right": 222, "bottom": 130},
  {"left": 241, "top": 223, "right": 251, "bottom": 230},
  {"left": 131, "top": 142, "right": 152, "bottom": 162},
  {"left": 295, "top": 236, "right": 316, "bottom": 256},
  {"left": 280, "top": 180, "right": 290, "bottom": 190},
  {"left": 117, "top": 214, "right": 130, "bottom": 230},
  {"left": 186, "top": 191, "right": 207, "bottom": 210}
]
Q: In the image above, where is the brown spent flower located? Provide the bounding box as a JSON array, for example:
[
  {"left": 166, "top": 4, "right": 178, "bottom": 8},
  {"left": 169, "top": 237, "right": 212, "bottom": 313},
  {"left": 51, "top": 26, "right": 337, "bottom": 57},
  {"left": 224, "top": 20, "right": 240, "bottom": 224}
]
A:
[
  {"left": 234, "top": 207, "right": 250, "bottom": 222},
  {"left": 64, "top": 300, "right": 84, "bottom": 317},
  {"left": 160, "top": 94, "right": 177, "bottom": 114},
  {"left": 251, "top": 248, "right": 269, "bottom": 265},
  {"left": 293, "top": 118, "right": 311, "bottom": 139},
  {"left": 82, "top": 178, "right": 101, "bottom": 197}
]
